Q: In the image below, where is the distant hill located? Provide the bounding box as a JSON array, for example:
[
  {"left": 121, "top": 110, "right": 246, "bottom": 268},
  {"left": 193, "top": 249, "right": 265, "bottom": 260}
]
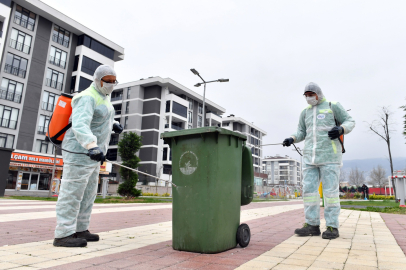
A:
[{"left": 342, "top": 157, "right": 406, "bottom": 176}]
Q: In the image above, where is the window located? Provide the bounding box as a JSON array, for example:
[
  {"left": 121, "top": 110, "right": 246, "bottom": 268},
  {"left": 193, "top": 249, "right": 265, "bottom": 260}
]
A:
[
  {"left": 0, "top": 105, "right": 19, "bottom": 129},
  {"left": 125, "top": 102, "right": 129, "bottom": 114},
  {"left": 6, "top": 171, "right": 18, "bottom": 189},
  {"left": 127, "top": 87, "right": 131, "bottom": 99},
  {"left": 188, "top": 111, "right": 193, "bottom": 123},
  {"left": 163, "top": 165, "right": 172, "bottom": 175},
  {"left": 9, "top": 28, "right": 32, "bottom": 54},
  {"left": 78, "top": 77, "right": 92, "bottom": 92},
  {"left": 70, "top": 76, "right": 76, "bottom": 93},
  {"left": 198, "top": 103, "right": 203, "bottom": 114},
  {"left": 73, "top": 55, "right": 79, "bottom": 71},
  {"left": 52, "top": 25, "right": 70, "bottom": 47},
  {"left": 38, "top": 115, "right": 50, "bottom": 135},
  {"left": 42, "top": 91, "right": 58, "bottom": 112},
  {"left": 172, "top": 101, "right": 187, "bottom": 118},
  {"left": 4, "top": 53, "right": 27, "bottom": 78},
  {"left": 124, "top": 116, "right": 128, "bottom": 129},
  {"left": 198, "top": 116, "right": 202, "bottom": 127},
  {"left": 0, "top": 133, "right": 14, "bottom": 148},
  {"left": 81, "top": 56, "right": 102, "bottom": 76},
  {"left": 49, "top": 46, "right": 67, "bottom": 69},
  {"left": 187, "top": 97, "right": 194, "bottom": 110},
  {"left": 162, "top": 147, "right": 168, "bottom": 161},
  {"left": 77, "top": 35, "right": 114, "bottom": 60},
  {"left": 0, "top": 78, "right": 23, "bottom": 103},
  {"left": 113, "top": 104, "right": 122, "bottom": 115},
  {"left": 45, "top": 68, "right": 64, "bottom": 90},
  {"left": 14, "top": 5, "right": 36, "bottom": 31},
  {"left": 106, "top": 149, "right": 117, "bottom": 161},
  {"left": 109, "top": 134, "right": 119, "bottom": 145},
  {"left": 165, "top": 101, "right": 170, "bottom": 113},
  {"left": 111, "top": 89, "right": 123, "bottom": 102},
  {"left": 188, "top": 124, "right": 192, "bottom": 129},
  {"left": 35, "top": 139, "right": 54, "bottom": 154}
]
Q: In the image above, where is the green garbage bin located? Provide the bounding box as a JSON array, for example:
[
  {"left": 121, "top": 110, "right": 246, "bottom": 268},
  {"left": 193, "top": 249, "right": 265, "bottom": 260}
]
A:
[{"left": 161, "top": 127, "right": 254, "bottom": 253}]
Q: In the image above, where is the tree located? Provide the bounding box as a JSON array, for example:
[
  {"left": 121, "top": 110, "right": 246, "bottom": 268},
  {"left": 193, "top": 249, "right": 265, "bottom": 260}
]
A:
[
  {"left": 369, "top": 165, "right": 387, "bottom": 187},
  {"left": 348, "top": 167, "right": 365, "bottom": 186},
  {"left": 117, "top": 132, "right": 143, "bottom": 198},
  {"left": 367, "top": 106, "right": 396, "bottom": 197},
  {"left": 339, "top": 168, "right": 347, "bottom": 185}
]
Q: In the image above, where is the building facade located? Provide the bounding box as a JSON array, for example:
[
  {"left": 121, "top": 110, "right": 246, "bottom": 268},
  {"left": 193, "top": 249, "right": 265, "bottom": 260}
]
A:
[
  {"left": 262, "top": 155, "right": 302, "bottom": 186},
  {"left": 221, "top": 116, "right": 267, "bottom": 173},
  {"left": 108, "top": 77, "right": 226, "bottom": 185},
  {"left": 1, "top": 0, "right": 124, "bottom": 194}
]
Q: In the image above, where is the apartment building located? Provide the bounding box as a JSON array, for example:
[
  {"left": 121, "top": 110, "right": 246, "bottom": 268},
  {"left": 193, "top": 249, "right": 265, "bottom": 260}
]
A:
[
  {"left": 108, "top": 77, "right": 226, "bottom": 185},
  {"left": 221, "top": 115, "right": 267, "bottom": 173},
  {"left": 262, "top": 155, "right": 302, "bottom": 186},
  {"left": 1, "top": 0, "right": 124, "bottom": 194}
]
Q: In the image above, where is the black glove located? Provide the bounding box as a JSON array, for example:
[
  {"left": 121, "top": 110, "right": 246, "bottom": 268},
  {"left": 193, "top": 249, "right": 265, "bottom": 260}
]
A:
[
  {"left": 88, "top": 147, "right": 106, "bottom": 164},
  {"left": 113, "top": 123, "right": 123, "bottom": 134},
  {"left": 283, "top": 137, "right": 294, "bottom": 147},
  {"left": 328, "top": 126, "right": 344, "bottom": 140}
]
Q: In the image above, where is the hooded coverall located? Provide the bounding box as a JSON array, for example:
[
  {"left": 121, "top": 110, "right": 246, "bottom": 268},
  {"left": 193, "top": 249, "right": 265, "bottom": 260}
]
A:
[
  {"left": 54, "top": 66, "right": 116, "bottom": 238},
  {"left": 292, "top": 83, "right": 355, "bottom": 228}
]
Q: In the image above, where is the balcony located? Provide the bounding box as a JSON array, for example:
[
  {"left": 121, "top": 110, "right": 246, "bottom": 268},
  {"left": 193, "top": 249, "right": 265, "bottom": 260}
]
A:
[
  {"left": 9, "top": 39, "right": 31, "bottom": 54},
  {"left": 0, "top": 118, "right": 17, "bottom": 129},
  {"left": 165, "top": 124, "right": 184, "bottom": 131},
  {"left": 0, "top": 88, "right": 21, "bottom": 103},
  {"left": 14, "top": 15, "right": 35, "bottom": 31},
  {"left": 41, "top": 101, "right": 55, "bottom": 112},
  {"left": 111, "top": 96, "right": 122, "bottom": 102},
  {"left": 52, "top": 34, "right": 69, "bottom": 48},
  {"left": 37, "top": 126, "right": 46, "bottom": 135},
  {"left": 206, "top": 112, "right": 222, "bottom": 126},
  {"left": 45, "top": 78, "right": 63, "bottom": 90},
  {"left": 4, "top": 64, "right": 26, "bottom": 78},
  {"left": 49, "top": 56, "right": 66, "bottom": 69}
]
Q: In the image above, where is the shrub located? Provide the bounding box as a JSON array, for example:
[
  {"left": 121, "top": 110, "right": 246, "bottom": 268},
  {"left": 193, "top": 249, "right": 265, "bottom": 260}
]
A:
[
  {"left": 368, "top": 195, "right": 394, "bottom": 200},
  {"left": 162, "top": 193, "right": 171, "bottom": 197},
  {"left": 117, "top": 132, "right": 143, "bottom": 199}
]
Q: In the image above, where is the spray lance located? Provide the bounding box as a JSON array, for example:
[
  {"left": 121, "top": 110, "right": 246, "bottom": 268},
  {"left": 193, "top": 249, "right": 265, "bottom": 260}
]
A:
[
  {"left": 260, "top": 143, "right": 303, "bottom": 156},
  {"left": 45, "top": 94, "right": 176, "bottom": 187}
]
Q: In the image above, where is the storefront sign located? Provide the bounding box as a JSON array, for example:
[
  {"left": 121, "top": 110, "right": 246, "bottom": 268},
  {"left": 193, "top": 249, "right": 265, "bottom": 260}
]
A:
[
  {"left": 10, "top": 153, "right": 63, "bottom": 166},
  {"left": 100, "top": 162, "right": 112, "bottom": 175},
  {"left": 9, "top": 162, "right": 63, "bottom": 171}
]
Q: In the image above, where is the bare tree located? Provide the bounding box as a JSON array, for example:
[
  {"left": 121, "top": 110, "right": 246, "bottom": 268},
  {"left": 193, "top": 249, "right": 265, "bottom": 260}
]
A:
[
  {"left": 339, "top": 168, "right": 347, "bottom": 185},
  {"left": 369, "top": 165, "right": 387, "bottom": 187},
  {"left": 348, "top": 167, "right": 365, "bottom": 186},
  {"left": 366, "top": 106, "right": 396, "bottom": 197}
]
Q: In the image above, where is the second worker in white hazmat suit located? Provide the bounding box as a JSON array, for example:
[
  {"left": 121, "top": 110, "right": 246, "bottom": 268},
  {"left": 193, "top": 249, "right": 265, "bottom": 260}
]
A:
[{"left": 283, "top": 82, "right": 355, "bottom": 239}]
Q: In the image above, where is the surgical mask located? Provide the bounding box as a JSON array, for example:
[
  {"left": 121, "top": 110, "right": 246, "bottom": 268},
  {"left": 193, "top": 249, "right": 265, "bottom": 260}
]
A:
[
  {"left": 306, "top": 96, "right": 318, "bottom": 106},
  {"left": 95, "top": 81, "right": 115, "bottom": 96}
]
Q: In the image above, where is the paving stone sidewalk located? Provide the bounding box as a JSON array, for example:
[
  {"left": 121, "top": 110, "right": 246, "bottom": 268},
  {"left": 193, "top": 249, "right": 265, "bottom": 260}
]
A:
[{"left": 0, "top": 199, "right": 405, "bottom": 269}]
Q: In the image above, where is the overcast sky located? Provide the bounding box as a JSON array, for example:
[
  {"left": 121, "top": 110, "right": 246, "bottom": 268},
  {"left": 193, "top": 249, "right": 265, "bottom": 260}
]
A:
[{"left": 43, "top": 0, "right": 406, "bottom": 163}]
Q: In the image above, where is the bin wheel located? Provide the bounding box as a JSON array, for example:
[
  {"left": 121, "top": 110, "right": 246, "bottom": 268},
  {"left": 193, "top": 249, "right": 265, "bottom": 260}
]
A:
[{"left": 237, "top": 223, "right": 250, "bottom": 247}]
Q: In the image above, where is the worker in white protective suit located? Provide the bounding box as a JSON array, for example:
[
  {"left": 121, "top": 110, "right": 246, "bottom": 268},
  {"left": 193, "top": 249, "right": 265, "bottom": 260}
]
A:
[
  {"left": 54, "top": 65, "right": 123, "bottom": 247},
  {"left": 283, "top": 82, "right": 355, "bottom": 239}
]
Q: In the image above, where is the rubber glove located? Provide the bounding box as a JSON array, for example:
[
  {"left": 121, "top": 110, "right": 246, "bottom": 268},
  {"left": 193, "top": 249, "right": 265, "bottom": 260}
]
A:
[
  {"left": 112, "top": 123, "right": 123, "bottom": 134},
  {"left": 88, "top": 147, "right": 106, "bottom": 164},
  {"left": 328, "top": 126, "right": 344, "bottom": 140},
  {"left": 283, "top": 138, "right": 294, "bottom": 147}
]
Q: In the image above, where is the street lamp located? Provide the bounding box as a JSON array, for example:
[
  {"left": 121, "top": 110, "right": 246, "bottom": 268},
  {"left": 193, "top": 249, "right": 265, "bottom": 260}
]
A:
[{"left": 190, "top": 68, "right": 229, "bottom": 126}]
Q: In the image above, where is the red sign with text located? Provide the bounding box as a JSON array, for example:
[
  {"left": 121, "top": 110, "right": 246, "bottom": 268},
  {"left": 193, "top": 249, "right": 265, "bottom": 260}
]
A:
[{"left": 11, "top": 152, "right": 63, "bottom": 166}]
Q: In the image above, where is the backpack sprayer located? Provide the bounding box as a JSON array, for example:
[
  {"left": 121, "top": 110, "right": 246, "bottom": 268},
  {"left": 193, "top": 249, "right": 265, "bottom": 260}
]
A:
[{"left": 45, "top": 93, "right": 177, "bottom": 187}]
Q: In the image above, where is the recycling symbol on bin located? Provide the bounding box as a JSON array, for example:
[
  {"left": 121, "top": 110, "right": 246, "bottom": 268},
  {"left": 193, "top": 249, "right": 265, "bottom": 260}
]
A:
[{"left": 179, "top": 151, "right": 198, "bottom": 175}]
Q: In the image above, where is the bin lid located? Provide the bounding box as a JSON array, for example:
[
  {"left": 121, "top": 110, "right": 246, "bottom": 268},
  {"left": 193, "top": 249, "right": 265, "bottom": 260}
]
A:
[{"left": 160, "top": 127, "right": 247, "bottom": 140}]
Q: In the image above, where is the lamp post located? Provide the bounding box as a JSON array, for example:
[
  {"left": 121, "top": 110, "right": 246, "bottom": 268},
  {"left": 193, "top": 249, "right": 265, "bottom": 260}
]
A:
[{"left": 190, "top": 68, "right": 229, "bottom": 127}]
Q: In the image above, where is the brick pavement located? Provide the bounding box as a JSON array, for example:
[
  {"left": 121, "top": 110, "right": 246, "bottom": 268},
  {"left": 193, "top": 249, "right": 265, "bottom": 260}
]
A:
[{"left": 1, "top": 199, "right": 406, "bottom": 269}]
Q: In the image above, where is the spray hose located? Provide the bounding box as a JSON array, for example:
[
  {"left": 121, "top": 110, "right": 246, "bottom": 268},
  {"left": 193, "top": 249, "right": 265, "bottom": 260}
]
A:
[
  {"left": 46, "top": 125, "right": 177, "bottom": 187},
  {"left": 260, "top": 143, "right": 303, "bottom": 156}
]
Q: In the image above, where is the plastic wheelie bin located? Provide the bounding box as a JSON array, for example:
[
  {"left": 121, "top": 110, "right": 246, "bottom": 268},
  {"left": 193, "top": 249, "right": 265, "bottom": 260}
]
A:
[{"left": 161, "top": 127, "right": 254, "bottom": 254}]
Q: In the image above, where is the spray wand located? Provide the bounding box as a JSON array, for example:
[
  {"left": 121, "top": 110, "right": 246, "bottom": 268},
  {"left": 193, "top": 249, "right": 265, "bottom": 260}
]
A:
[{"left": 260, "top": 143, "right": 303, "bottom": 156}]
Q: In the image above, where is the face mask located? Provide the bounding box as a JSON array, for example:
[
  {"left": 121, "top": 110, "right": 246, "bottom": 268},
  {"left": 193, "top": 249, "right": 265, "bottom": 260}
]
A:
[
  {"left": 100, "top": 82, "right": 114, "bottom": 95},
  {"left": 95, "top": 81, "right": 115, "bottom": 95},
  {"left": 306, "top": 96, "right": 318, "bottom": 106}
]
